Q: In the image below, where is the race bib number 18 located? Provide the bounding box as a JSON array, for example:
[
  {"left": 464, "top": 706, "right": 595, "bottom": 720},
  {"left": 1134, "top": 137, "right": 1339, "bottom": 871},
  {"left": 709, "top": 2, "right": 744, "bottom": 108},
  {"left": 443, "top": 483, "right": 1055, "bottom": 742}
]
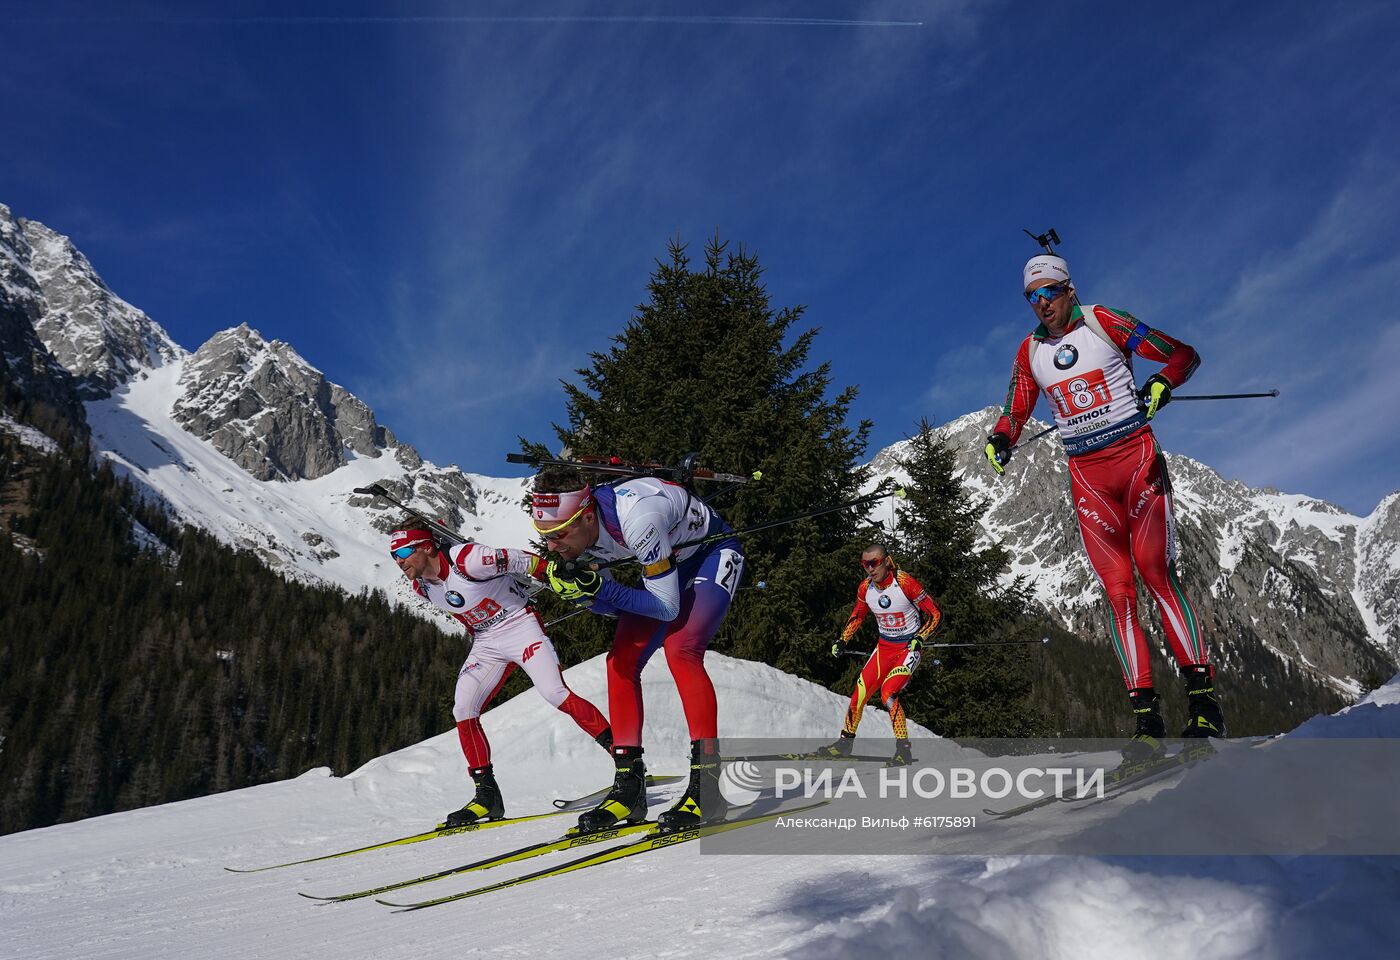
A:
[{"left": 1047, "top": 369, "right": 1112, "bottom": 418}]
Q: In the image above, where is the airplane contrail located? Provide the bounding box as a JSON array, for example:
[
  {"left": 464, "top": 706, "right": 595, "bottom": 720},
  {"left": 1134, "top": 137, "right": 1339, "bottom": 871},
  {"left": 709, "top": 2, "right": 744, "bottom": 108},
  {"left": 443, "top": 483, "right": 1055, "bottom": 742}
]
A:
[{"left": 7, "top": 14, "right": 923, "bottom": 28}]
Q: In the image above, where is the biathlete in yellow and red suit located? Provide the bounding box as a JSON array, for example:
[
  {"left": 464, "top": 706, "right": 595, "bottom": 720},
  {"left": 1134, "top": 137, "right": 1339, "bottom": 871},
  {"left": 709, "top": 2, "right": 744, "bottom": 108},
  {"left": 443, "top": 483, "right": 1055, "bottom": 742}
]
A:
[{"left": 823, "top": 544, "right": 942, "bottom": 765}]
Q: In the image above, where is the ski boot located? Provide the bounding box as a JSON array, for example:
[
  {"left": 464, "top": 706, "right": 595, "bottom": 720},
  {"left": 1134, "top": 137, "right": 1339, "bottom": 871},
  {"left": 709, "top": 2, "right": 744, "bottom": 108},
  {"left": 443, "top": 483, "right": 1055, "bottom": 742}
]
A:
[
  {"left": 656, "top": 739, "right": 728, "bottom": 833},
  {"left": 575, "top": 746, "right": 648, "bottom": 834},
  {"left": 1122, "top": 687, "right": 1166, "bottom": 762},
  {"left": 886, "top": 738, "right": 914, "bottom": 767},
  {"left": 595, "top": 726, "right": 614, "bottom": 753},
  {"left": 441, "top": 764, "right": 505, "bottom": 828},
  {"left": 814, "top": 731, "right": 856, "bottom": 759},
  {"left": 1180, "top": 664, "right": 1226, "bottom": 738}
]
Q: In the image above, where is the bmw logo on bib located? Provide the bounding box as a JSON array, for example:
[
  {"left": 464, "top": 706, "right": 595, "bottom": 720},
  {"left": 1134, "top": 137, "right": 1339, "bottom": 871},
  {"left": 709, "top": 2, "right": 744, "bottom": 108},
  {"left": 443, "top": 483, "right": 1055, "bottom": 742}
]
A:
[
  {"left": 878, "top": 595, "right": 892, "bottom": 609},
  {"left": 1054, "top": 344, "right": 1078, "bottom": 370},
  {"left": 445, "top": 590, "right": 466, "bottom": 608}
]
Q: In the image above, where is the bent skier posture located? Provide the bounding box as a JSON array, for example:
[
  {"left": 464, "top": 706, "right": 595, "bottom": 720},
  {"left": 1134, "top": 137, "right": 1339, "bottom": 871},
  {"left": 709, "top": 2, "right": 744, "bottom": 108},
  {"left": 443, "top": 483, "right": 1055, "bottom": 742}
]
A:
[
  {"left": 825, "top": 544, "right": 942, "bottom": 765},
  {"left": 531, "top": 465, "right": 745, "bottom": 834},
  {"left": 983, "top": 252, "right": 1225, "bottom": 757},
  {"left": 389, "top": 522, "right": 611, "bottom": 827}
]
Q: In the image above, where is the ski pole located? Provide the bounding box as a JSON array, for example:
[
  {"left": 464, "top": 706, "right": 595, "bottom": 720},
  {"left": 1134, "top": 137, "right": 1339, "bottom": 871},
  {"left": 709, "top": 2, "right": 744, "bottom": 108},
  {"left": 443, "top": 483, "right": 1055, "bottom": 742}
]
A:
[
  {"left": 507, "top": 451, "right": 759, "bottom": 487},
  {"left": 1010, "top": 424, "right": 1056, "bottom": 454},
  {"left": 1170, "top": 390, "right": 1279, "bottom": 401},
  {"left": 844, "top": 636, "right": 1049, "bottom": 655},
  {"left": 1007, "top": 390, "right": 1279, "bottom": 456},
  {"left": 544, "top": 580, "right": 767, "bottom": 629},
  {"left": 352, "top": 483, "right": 466, "bottom": 545},
  {"left": 925, "top": 636, "right": 1051, "bottom": 649},
  {"left": 572, "top": 484, "right": 904, "bottom": 574},
  {"left": 664, "top": 486, "right": 904, "bottom": 560},
  {"left": 353, "top": 482, "right": 545, "bottom": 597}
]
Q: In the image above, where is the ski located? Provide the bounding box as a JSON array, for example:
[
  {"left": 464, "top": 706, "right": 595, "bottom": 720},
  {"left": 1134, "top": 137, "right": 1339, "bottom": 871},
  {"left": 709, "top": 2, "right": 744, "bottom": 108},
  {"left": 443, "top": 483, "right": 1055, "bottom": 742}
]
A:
[
  {"left": 1056, "top": 740, "right": 1220, "bottom": 808},
  {"left": 982, "top": 741, "right": 1219, "bottom": 819},
  {"left": 724, "top": 753, "right": 897, "bottom": 764},
  {"left": 224, "top": 810, "right": 572, "bottom": 873},
  {"left": 377, "top": 801, "right": 829, "bottom": 910},
  {"left": 551, "top": 774, "right": 685, "bottom": 811},
  {"left": 299, "top": 819, "right": 657, "bottom": 902}
]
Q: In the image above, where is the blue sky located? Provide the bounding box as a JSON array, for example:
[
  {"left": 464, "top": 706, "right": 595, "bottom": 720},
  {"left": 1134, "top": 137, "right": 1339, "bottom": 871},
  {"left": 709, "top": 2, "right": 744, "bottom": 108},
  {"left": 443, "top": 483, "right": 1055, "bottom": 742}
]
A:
[{"left": 3, "top": 1, "right": 1398, "bottom": 515}]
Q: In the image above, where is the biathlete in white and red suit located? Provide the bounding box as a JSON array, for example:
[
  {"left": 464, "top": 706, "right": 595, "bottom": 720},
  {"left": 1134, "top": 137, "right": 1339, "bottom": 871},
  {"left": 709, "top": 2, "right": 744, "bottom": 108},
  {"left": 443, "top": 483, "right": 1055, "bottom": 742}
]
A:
[
  {"left": 530, "top": 466, "right": 745, "bottom": 834},
  {"left": 823, "top": 544, "right": 942, "bottom": 766},
  {"left": 983, "top": 254, "right": 1225, "bottom": 757},
  {"left": 389, "top": 523, "right": 611, "bottom": 828}
]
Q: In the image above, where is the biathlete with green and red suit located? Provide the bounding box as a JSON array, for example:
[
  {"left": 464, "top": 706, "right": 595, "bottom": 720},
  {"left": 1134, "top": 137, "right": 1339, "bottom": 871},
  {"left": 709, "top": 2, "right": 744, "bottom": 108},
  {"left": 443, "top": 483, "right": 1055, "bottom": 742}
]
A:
[
  {"left": 823, "top": 544, "right": 942, "bottom": 766},
  {"left": 983, "top": 253, "right": 1225, "bottom": 757}
]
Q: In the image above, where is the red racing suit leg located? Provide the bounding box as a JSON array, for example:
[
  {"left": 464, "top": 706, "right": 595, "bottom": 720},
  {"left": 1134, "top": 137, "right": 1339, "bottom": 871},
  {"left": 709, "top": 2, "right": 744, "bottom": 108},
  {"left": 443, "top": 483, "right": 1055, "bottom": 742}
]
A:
[
  {"left": 1069, "top": 426, "right": 1207, "bottom": 690},
  {"left": 604, "top": 613, "right": 659, "bottom": 748},
  {"left": 604, "top": 543, "right": 740, "bottom": 747},
  {"left": 843, "top": 639, "right": 918, "bottom": 738},
  {"left": 605, "top": 602, "right": 726, "bottom": 747},
  {"left": 453, "top": 663, "right": 515, "bottom": 769}
]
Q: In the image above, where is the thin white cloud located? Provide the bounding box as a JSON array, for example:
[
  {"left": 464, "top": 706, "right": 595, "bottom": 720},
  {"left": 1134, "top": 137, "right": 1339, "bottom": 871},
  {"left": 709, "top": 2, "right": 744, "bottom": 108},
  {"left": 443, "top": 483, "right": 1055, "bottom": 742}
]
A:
[
  {"left": 369, "top": 1, "right": 1000, "bottom": 447},
  {"left": 1214, "top": 322, "right": 1400, "bottom": 500}
]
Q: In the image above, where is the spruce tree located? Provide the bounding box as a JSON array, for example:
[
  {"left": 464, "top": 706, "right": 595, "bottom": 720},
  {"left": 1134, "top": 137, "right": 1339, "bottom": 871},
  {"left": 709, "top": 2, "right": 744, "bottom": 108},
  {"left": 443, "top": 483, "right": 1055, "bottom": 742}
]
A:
[
  {"left": 541, "top": 236, "right": 872, "bottom": 677},
  {"left": 883, "top": 420, "right": 1053, "bottom": 737}
]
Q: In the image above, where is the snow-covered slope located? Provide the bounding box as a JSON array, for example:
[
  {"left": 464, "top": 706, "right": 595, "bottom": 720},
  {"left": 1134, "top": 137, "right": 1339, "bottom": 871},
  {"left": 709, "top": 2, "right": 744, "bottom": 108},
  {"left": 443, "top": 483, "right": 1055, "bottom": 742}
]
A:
[{"left": 2, "top": 654, "right": 1396, "bottom": 960}]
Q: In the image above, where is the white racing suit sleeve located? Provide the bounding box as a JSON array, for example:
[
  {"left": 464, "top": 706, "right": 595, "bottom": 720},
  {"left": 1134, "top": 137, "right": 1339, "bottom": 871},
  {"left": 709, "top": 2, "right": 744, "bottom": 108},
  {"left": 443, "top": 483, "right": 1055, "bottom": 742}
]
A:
[{"left": 452, "top": 544, "right": 545, "bottom": 582}]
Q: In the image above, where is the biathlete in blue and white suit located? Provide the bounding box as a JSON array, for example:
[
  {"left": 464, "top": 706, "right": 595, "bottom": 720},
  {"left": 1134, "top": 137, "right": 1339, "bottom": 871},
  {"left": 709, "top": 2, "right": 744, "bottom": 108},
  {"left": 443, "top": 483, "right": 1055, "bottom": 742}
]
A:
[{"left": 531, "top": 466, "right": 744, "bottom": 834}]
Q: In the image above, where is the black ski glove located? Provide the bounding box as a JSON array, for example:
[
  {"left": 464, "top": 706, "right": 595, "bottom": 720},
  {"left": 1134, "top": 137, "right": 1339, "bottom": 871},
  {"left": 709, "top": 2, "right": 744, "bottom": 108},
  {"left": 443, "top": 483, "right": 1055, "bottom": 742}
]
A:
[
  {"left": 1138, "top": 374, "right": 1172, "bottom": 420},
  {"left": 984, "top": 433, "right": 1012, "bottom": 475}
]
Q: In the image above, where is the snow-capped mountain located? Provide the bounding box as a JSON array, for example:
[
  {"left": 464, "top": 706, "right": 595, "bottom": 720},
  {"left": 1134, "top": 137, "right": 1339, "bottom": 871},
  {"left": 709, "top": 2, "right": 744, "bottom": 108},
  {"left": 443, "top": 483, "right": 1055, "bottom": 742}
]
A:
[
  {"left": 0, "top": 202, "right": 534, "bottom": 619},
  {"left": 0, "top": 205, "right": 87, "bottom": 438},
  {"left": 866, "top": 411, "right": 1399, "bottom": 695},
  {"left": 172, "top": 323, "right": 404, "bottom": 482},
  {"left": 3, "top": 201, "right": 1396, "bottom": 691},
  {"left": 22, "top": 216, "right": 180, "bottom": 399}
]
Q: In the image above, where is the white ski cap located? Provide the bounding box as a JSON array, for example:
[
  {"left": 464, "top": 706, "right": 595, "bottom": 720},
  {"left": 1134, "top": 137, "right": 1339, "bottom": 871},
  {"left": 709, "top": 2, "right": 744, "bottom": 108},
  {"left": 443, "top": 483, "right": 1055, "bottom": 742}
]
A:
[{"left": 1023, "top": 254, "right": 1072, "bottom": 291}]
